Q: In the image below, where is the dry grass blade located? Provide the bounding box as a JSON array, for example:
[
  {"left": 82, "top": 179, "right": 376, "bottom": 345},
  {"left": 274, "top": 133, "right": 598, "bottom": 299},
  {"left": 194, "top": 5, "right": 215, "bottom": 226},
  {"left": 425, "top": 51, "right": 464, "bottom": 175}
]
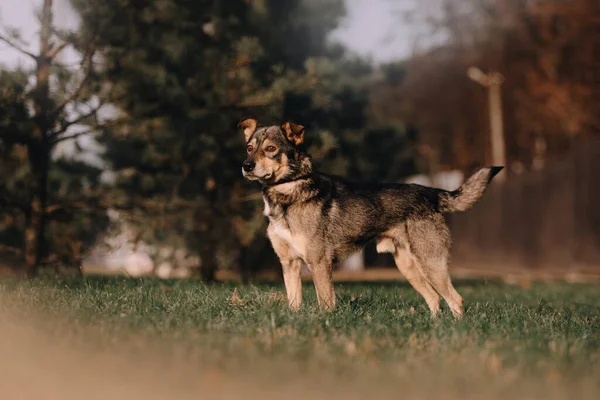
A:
[{"left": 229, "top": 287, "right": 244, "bottom": 305}]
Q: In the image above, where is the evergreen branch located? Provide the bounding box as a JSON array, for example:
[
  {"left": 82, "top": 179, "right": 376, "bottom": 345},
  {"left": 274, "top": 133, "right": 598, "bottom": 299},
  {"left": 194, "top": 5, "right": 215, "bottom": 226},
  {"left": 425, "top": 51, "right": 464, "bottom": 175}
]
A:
[
  {"left": 0, "top": 130, "right": 33, "bottom": 145},
  {"left": 0, "top": 33, "right": 37, "bottom": 60},
  {"left": 0, "top": 188, "right": 28, "bottom": 212}
]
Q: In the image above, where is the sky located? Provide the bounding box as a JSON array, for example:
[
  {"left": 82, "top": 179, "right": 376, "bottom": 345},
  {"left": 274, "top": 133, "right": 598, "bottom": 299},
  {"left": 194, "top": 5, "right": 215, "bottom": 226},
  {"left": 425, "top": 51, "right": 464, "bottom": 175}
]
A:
[
  {"left": 0, "top": 0, "right": 417, "bottom": 69},
  {"left": 0, "top": 0, "right": 79, "bottom": 68},
  {"left": 332, "top": 0, "right": 418, "bottom": 62}
]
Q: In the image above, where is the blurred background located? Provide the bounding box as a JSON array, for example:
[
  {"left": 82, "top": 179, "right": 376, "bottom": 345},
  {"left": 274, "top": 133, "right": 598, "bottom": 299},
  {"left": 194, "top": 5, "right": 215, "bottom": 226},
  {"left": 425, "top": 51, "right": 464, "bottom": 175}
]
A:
[{"left": 1, "top": 0, "right": 599, "bottom": 282}]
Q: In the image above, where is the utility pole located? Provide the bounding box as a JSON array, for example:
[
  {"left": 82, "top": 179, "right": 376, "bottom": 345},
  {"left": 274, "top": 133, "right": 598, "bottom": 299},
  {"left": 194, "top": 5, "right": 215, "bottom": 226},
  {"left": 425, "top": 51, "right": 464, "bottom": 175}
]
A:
[{"left": 467, "top": 67, "right": 506, "bottom": 182}]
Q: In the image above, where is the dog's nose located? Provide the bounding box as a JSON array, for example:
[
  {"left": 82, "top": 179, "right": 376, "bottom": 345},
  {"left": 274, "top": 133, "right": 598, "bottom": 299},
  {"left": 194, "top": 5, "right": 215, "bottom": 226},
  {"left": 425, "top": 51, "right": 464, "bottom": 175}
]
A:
[{"left": 242, "top": 160, "right": 255, "bottom": 172}]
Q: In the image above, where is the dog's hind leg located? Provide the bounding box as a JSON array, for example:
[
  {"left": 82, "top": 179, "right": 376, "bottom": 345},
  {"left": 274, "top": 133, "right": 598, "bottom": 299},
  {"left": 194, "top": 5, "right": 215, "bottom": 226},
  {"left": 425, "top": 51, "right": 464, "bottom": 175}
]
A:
[
  {"left": 424, "top": 264, "right": 463, "bottom": 319},
  {"left": 379, "top": 238, "right": 441, "bottom": 316},
  {"left": 406, "top": 218, "right": 464, "bottom": 319},
  {"left": 395, "top": 250, "right": 441, "bottom": 317}
]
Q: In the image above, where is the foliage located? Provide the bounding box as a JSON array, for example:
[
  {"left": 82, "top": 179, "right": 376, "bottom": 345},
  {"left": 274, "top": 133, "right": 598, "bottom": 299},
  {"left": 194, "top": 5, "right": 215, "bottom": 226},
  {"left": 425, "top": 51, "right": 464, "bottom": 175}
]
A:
[
  {"left": 0, "top": 69, "right": 31, "bottom": 258},
  {"left": 376, "top": 0, "right": 600, "bottom": 174}
]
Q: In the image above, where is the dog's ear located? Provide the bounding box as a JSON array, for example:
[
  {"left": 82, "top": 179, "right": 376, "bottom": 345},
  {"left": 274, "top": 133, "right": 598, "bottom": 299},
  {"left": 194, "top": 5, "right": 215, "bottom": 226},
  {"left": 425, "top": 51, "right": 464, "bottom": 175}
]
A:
[
  {"left": 238, "top": 118, "right": 258, "bottom": 142},
  {"left": 281, "top": 121, "right": 305, "bottom": 146}
]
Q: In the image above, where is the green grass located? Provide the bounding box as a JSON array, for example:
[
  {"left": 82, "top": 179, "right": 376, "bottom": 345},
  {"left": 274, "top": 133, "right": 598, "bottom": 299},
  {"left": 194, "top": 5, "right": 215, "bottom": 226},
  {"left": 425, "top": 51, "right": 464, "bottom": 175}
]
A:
[{"left": 1, "top": 276, "right": 600, "bottom": 399}]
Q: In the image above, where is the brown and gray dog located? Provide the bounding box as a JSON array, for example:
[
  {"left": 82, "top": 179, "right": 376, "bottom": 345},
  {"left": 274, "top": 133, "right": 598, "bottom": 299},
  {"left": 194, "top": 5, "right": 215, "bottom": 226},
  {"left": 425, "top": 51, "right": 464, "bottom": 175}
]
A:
[{"left": 239, "top": 118, "right": 502, "bottom": 318}]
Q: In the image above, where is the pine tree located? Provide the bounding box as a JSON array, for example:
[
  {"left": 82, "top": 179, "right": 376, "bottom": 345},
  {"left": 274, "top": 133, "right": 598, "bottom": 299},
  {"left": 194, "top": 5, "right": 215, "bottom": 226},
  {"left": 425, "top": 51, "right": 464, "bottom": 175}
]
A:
[{"left": 0, "top": 0, "right": 114, "bottom": 275}]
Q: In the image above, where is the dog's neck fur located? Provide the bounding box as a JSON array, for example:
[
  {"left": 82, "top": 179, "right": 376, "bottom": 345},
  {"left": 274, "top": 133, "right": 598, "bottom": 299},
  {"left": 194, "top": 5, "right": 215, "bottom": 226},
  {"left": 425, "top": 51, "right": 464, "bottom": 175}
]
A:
[{"left": 262, "top": 153, "right": 316, "bottom": 216}]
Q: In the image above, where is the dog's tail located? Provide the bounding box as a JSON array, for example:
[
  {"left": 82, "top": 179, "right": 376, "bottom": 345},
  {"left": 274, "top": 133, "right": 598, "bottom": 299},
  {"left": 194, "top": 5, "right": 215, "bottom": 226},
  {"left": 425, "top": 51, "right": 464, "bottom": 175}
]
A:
[{"left": 438, "top": 167, "right": 503, "bottom": 213}]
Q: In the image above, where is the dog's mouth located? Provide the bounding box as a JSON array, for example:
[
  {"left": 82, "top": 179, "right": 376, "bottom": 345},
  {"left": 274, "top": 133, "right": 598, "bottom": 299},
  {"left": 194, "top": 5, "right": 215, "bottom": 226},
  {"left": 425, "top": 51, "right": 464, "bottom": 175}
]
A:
[{"left": 242, "top": 169, "right": 273, "bottom": 181}]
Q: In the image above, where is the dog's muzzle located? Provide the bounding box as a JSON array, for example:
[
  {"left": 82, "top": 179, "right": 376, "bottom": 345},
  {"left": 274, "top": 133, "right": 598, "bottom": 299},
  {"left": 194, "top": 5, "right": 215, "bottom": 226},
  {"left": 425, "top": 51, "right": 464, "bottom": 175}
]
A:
[{"left": 242, "top": 160, "right": 255, "bottom": 173}]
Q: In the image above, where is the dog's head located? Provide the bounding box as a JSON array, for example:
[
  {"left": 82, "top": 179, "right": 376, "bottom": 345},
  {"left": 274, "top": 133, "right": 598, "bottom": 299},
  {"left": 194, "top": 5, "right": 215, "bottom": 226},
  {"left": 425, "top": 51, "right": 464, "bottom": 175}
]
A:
[{"left": 238, "top": 118, "right": 311, "bottom": 185}]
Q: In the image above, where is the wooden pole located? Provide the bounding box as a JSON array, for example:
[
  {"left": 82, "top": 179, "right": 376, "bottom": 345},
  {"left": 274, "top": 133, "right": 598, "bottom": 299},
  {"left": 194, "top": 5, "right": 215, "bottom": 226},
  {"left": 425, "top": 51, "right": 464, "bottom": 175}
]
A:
[
  {"left": 467, "top": 67, "right": 506, "bottom": 182},
  {"left": 488, "top": 74, "right": 506, "bottom": 181}
]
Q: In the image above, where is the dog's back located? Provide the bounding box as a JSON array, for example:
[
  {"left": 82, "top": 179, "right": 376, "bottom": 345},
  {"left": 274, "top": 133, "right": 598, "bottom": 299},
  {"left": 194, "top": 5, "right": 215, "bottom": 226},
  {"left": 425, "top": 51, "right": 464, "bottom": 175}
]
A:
[{"left": 301, "top": 167, "right": 503, "bottom": 237}]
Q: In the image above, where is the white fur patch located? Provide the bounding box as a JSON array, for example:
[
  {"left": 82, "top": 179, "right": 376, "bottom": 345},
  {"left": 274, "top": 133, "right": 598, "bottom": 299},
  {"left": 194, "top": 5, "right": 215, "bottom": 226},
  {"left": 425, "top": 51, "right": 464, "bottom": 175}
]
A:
[
  {"left": 271, "top": 220, "right": 294, "bottom": 245},
  {"left": 376, "top": 238, "right": 395, "bottom": 254},
  {"left": 269, "top": 219, "right": 307, "bottom": 258},
  {"left": 263, "top": 196, "right": 271, "bottom": 216}
]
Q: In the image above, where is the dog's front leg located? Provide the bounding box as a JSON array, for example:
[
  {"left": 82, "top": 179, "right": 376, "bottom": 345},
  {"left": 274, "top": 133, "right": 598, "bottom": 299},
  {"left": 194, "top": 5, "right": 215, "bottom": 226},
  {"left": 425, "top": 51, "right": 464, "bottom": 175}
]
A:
[
  {"left": 268, "top": 229, "right": 303, "bottom": 310},
  {"left": 281, "top": 258, "right": 303, "bottom": 310},
  {"left": 307, "top": 261, "right": 335, "bottom": 311}
]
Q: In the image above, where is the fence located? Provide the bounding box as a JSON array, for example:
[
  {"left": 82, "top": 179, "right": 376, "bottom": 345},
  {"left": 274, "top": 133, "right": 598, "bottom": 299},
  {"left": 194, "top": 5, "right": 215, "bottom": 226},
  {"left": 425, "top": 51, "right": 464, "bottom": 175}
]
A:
[{"left": 448, "top": 140, "right": 600, "bottom": 273}]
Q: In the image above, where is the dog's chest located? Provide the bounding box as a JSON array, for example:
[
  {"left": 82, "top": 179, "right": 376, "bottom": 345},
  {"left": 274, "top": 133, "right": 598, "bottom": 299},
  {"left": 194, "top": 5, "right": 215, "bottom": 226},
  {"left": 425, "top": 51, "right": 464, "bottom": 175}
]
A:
[
  {"left": 269, "top": 217, "right": 295, "bottom": 246},
  {"left": 263, "top": 196, "right": 308, "bottom": 257}
]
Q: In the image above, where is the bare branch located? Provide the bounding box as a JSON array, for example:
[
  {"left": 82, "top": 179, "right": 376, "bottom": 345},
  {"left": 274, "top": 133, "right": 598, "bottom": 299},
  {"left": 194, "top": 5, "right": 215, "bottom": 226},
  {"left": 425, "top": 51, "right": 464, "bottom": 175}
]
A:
[
  {"left": 45, "top": 197, "right": 206, "bottom": 215},
  {"left": 51, "top": 46, "right": 95, "bottom": 116},
  {"left": 0, "top": 244, "right": 22, "bottom": 255},
  {"left": 50, "top": 118, "right": 126, "bottom": 145},
  {"left": 45, "top": 201, "right": 89, "bottom": 214},
  {"left": 51, "top": 128, "right": 97, "bottom": 144},
  {"left": 239, "top": 193, "right": 263, "bottom": 202},
  {"left": 49, "top": 26, "right": 72, "bottom": 42},
  {"left": 0, "top": 33, "right": 37, "bottom": 60},
  {"left": 45, "top": 41, "right": 70, "bottom": 59},
  {"left": 50, "top": 103, "right": 104, "bottom": 138}
]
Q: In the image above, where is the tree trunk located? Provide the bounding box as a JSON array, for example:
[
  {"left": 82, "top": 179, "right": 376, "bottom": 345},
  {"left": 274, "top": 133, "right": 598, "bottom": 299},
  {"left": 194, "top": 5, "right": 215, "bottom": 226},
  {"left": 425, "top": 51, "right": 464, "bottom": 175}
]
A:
[
  {"left": 198, "top": 243, "right": 217, "bottom": 283},
  {"left": 24, "top": 139, "right": 50, "bottom": 277},
  {"left": 24, "top": 0, "right": 53, "bottom": 277},
  {"left": 70, "top": 240, "right": 84, "bottom": 276},
  {"left": 237, "top": 235, "right": 271, "bottom": 285}
]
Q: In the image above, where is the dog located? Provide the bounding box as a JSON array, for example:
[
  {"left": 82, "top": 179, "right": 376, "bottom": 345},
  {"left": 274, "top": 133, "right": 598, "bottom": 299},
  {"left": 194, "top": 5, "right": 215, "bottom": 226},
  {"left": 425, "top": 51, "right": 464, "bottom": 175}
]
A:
[{"left": 239, "top": 117, "right": 502, "bottom": 318}]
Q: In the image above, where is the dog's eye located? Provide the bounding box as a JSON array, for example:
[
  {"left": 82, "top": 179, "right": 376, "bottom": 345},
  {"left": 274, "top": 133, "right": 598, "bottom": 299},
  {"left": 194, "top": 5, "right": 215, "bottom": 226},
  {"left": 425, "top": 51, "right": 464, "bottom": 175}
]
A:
[
  {"left": 265, "top": 145, "right": 276, "bottom": 152},
  {"left": 246, "top": 145, "right": 254, "bottom": 153}
]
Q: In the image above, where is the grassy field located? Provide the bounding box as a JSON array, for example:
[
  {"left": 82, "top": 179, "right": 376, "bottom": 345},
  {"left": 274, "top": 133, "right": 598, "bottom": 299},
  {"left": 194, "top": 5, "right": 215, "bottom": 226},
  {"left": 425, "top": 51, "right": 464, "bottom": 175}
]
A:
[{"left": 1, "top": 276, "right": 600, "bottom": 399}]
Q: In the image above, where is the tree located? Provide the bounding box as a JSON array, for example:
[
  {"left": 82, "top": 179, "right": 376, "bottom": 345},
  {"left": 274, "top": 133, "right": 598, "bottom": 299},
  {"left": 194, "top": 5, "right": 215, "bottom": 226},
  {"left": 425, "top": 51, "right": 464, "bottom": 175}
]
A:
[{"left": 0, "top": 0, "right": 114, "bottom": 276}]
